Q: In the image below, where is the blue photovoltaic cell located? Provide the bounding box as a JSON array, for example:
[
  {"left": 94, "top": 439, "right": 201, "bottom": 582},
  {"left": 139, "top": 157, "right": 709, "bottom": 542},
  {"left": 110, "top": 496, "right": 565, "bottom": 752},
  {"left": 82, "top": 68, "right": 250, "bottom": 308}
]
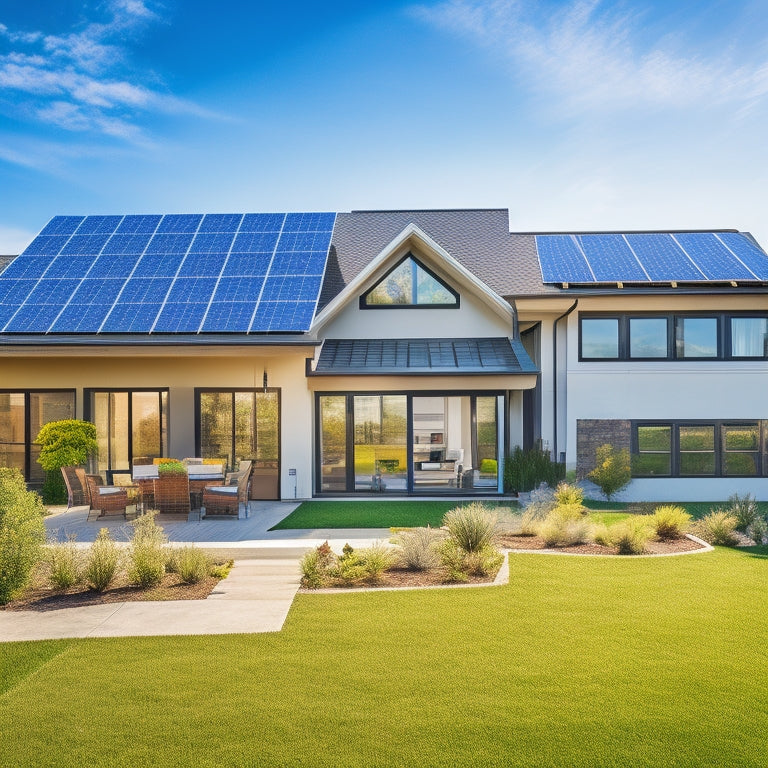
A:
[
  {"left": 673, "top": 233, "right": 756, "bottom": 281},
  {"left": 116, "top": 215, "right": 162, "bottom": 234},
  {"left": 101, "top": 303, "right": 161, "bottom": 333},
  {"left": 250, "top": 301, "right": 315, "bottom": 332},
  {"left": 68, "top": 279, "right": 126, "bottom": 305},
  {"left": 231, "top": 231, "right": 279, "bottom": 253},
  {"left": 43, "top": 257, "right": 94, "bottom": 279},
  {"left": 0, "top": 278, "right": 35, "bottom": 304},
  {"left": 713, "top": 233, "right": 768, "bottom": 280},
  {"left": 260, "top": 275, "right": 322, "bottom": 302},
  {"left": 2, "top": 256, "right": 54, "bottom": 279},
  {"left": 145, "top": 233, "right": 195, "bottom": 255},
  {"left": 156, "top": 214, "right": 202, "bottom": 234},
  {"left": 75, "top": 215, "right": 123, "bottom": 235},
  {"left": 132, "top": 253, "right": 185, "bottom": 278},
  {"left": 624, "top": 234, "right": 705, "bottom": 281},
  {"left": 189, "top": 232, "right": 235, "bottom": 254},
  {"left": 165, "top": 277, "right": 219, "bottom": 302},
  {"left": 4, "top": 304, "right": 63, "bottom": 332},
  {"left": 38, "top": 216, "right": 84, "bottom": 237},
  {"left": 222, "top": 253, "right": 272, "bottom": 277},
  {"left": 269, "top": 252, "right": 326, "bottom": 276},
  {"left": 26, "top": 279, "right": 81, "bottom": 304},
  {"left": 153, "top": 302, "right": 209, "bottom": 333},
  {"left": 240, "top": 213, "right": 285, "bottom": 232},
  {"left": 199, "top": 213, "right": 243, "bottom": 233},
  {"left": 50, "top": 304, "right": 114, "bottom": 333},
  {"left": 201, "top": 301, "right": 255, "bottom": 332},
  {"left": 22, "top": 236, "right": 70, "bottom": 256},
  {"left": 60, "top": 234, "right": 111, "bottom": 255},
  {"left": 101, "top": 233, "right": 153, "bottom": 255},
  {"left": 89, "top": 255, "right": 136, "bottom": 279},
  {"left": 120, "top": 278, "right": 173, "bottom": 303},
  {"left": 577, "top": 235, "right": 648, "bottom": 282},
  {"left": 0, "top": 304, "right": 21, "bottom": 329},
  {"left": 178, "top": 253, "right": 227, "bottom": 277},
  {"left": 536, "top": 235, "right": 594, "bottom": 283},
  {"left": 283, "top": 212, "right": 336, "bottom": 232},
  {"left": 211, "top": 276, "right": 265, "bottom": 303}
]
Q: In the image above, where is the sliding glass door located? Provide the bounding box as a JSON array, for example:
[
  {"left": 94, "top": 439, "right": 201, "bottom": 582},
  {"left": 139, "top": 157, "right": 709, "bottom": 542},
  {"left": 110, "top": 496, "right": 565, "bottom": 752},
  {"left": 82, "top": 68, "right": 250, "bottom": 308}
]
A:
[{"left": 316, "top": 393, "right": 501, "bottom": 494}]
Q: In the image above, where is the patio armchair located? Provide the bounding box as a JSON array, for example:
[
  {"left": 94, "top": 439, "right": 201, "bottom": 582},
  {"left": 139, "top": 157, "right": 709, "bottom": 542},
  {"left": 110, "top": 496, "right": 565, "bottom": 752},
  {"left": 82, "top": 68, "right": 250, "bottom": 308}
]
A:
[
  {"left": 61, "top": 466, "right": 89, "bottom": 508},
  {"left": 187, "top": 463, "right": 225, "bottom": 510},
  {"left": 202, "top": 460, "right": 252, "bottom": 518},
  {"left": 85, "top": 474, "right": 129, "bottom": 517},
  {"left": 132, "top": 464, "right": 158, "bottom": 510}
]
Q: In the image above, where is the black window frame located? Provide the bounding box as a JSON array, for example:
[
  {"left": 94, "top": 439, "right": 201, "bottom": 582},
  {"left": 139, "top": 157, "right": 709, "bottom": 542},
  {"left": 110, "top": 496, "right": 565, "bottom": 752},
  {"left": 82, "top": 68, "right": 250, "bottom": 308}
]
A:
[
  {"left": 579, "top": 311, "right": 768, "bottom": 361},
  {"left": 359, "top": 254, "right": 460, "bottom": 310},
  {"left": 631, "top": 420, "right": 764, "bottom": 478}
]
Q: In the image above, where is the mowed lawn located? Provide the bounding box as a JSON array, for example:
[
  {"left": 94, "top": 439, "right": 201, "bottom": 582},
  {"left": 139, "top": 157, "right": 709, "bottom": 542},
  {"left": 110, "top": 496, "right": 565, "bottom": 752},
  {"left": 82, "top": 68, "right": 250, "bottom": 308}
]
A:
[{"left": 2, "top": 546, "right": 766, "bottom": 767}]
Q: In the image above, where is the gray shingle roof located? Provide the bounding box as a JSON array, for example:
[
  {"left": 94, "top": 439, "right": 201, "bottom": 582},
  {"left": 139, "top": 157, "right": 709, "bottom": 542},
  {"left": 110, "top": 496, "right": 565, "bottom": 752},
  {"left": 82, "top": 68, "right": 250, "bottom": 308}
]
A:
[
  {"left": 0, "top": 256, "right": 14, "bottom": 274},
  {"left": 312, "top": 337, "right": 537, "bottom": 375}
]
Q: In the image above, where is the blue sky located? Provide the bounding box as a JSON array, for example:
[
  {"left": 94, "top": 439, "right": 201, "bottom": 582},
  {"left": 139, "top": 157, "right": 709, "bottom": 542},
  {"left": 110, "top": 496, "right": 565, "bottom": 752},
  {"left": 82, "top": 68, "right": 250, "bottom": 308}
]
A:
[{"left": 1, "top": 0, "right": 767, "bottom": 253}]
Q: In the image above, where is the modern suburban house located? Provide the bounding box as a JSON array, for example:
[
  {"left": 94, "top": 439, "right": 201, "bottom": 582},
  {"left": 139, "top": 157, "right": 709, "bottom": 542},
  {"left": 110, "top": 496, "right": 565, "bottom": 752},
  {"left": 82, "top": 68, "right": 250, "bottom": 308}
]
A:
[{"left": 0, "top": 209, "right": 766, "bottom": 502}]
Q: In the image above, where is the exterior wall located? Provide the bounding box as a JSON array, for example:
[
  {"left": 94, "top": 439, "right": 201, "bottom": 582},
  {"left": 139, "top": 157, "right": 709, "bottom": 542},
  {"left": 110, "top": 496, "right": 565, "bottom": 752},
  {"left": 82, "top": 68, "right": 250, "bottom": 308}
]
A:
[
  {"left": 576, "top": 419, "right": 631, "bottom": 478},
  {"left": 563, "top": 294, "right": 768, "bottom": 501},
  {"left": 0, "top": 348, "right": 316, "bottom": 500}
]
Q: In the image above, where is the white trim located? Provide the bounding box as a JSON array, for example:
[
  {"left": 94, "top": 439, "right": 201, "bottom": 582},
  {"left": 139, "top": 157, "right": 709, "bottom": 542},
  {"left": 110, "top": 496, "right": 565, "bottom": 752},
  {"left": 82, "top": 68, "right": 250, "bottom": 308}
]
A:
[{"left": 310, "top": 224, "right": 514, "bottom": 333}]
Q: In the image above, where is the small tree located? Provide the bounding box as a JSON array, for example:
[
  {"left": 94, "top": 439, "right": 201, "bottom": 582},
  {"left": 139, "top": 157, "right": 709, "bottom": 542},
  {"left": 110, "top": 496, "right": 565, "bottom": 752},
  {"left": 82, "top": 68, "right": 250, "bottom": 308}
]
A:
[
  {"left": 0, "top": 467, "right": 46, "bottom": 604},
  {"left": 588, "top": 443, "right": 631, "bottom": 501},
  {"left": 36, "top": 420, "right": 98, "bottom": 504}
]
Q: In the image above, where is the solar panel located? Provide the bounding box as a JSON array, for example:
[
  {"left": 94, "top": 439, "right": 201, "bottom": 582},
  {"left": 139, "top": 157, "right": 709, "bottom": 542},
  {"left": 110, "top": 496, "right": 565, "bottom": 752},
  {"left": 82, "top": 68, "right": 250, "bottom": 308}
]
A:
[
  {"left": 537, "top": 232, "right": 768, "bottom": 284},
  {"left": 0, "top": 212, "right": 336, "bottom": 334}
]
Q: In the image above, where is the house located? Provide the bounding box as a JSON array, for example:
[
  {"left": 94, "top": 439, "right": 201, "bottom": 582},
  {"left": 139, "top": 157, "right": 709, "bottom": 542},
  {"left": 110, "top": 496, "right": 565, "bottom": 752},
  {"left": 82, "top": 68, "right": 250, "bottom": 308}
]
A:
[{"left": 0, "top": 209, "right": 766, "bottom": 502}]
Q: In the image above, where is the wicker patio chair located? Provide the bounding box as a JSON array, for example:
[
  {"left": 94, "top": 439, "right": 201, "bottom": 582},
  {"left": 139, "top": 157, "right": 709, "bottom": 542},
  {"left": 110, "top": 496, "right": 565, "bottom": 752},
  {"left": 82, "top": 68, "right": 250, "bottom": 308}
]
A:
[
  {"left": 61, "top": 466, "right": 88, "bottom": 508},
  {"left": 153, "top": 472, "right": 191, "bottom": 515},
  {"left": 85, "top": 474, "right": 128, "bottom": 517},
  {"left": 187, "top": 463, "right": 224, "bottom": 510},
  {"left": 132, "top": 464, "right": 157, "bottom": 510},
  {"left": 202, "top": 461, "right": 252, "bottom": 518}
]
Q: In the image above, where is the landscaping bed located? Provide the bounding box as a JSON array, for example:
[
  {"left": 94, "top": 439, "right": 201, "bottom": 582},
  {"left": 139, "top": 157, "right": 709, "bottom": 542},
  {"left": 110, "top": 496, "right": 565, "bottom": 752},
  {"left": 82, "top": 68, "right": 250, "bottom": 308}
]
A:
[{"left": 497, "top": 532, "right": 708, "bottom": 555}]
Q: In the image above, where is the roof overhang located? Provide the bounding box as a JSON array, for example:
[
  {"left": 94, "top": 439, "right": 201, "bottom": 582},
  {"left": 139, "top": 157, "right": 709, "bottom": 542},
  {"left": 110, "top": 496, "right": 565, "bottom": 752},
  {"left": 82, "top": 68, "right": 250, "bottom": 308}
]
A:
[{"left": 311, "top": 223, "right": 514, "bottom": 332}]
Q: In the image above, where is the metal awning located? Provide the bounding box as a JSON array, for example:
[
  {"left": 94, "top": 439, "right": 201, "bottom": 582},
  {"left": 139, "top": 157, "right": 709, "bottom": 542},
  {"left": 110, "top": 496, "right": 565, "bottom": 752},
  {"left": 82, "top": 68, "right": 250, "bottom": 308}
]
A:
[{"left": 309, "top": 337, "right": 537, "bottom": 376}]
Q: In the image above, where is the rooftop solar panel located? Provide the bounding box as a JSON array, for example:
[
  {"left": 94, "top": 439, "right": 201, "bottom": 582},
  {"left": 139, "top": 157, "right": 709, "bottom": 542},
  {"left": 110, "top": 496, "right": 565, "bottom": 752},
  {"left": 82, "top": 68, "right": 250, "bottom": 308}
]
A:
[
  {"left": 715, "top": 233, "right": 768, "bottom": 280},
  {"left": 76, "top": 215, "right": 123, "bottom": 235},
  {"left": 116, "top": 215, "right": 162, "bottom": 234},
  {"left": 536, "top": 235, "right": 594, "bottom": 283},
  {"left": 38, "top": 216, "right": 84, "bottom": 237},
  {"left": 577, "top": 235, "right": 648, "bottom": 282},
  {"left": 624, "top": 234, "right": 705, "bottom": 281}
]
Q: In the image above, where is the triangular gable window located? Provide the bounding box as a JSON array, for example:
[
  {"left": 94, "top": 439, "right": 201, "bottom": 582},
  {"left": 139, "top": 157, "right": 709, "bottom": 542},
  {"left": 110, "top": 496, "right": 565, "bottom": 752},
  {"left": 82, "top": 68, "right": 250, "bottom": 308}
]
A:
[{"left": 361, "top": 255, "right": 459, "bottom": 308}]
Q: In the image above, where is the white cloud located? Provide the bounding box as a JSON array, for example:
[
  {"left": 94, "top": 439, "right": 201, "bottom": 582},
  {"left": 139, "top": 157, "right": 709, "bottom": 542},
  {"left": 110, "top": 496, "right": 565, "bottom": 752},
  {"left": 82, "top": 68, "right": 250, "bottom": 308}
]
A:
[
  {"left": 411, "top": 0, "right": 768, "bottom": 114},
  {"left": 0, "top": 225, "right": 36, "bottom": 256}
]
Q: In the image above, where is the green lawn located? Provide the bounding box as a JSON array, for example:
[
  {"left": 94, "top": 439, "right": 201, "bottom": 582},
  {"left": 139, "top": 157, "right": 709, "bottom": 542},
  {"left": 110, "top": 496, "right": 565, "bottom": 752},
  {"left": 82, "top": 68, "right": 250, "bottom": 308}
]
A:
[
  {"left": 1, "top": 546, "right": 766, "bottom": 767},
  {"left": 270, "top": 499, "right": 517, "bottom": 529}
]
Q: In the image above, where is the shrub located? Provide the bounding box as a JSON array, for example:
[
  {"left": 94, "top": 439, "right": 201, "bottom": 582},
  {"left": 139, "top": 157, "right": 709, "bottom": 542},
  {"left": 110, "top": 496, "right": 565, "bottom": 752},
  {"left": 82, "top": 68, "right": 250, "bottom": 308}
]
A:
[
  {"left": 592, "top": 523, "right": 611, "bottom": 546},
  {"left": 692, "top": 511, "right": 739, "bottom": 546},
  {"left": 0, "top": 467, "right": 47, "bottom": 604},
  {"left": 537, "top": 515, "right": 593, "bottom": 547},
  {"left": 463, "top": 546, "right": 504, "bottom": 577},
  {"left": 356, "top": 541, "right": 396, "bottom": 583},
  {"left": 553, "top": 482, "right": 584, "bottom": 507},
  {"left": 443, "top": 503, "right": 498, "bottom": 553},
  {"left": 333, "top": 546, "right": 368, "bottom": 584},
  {"left": 209, "top": 560, "right": 233, "bottom": 580},
  {"left": 300, "top": 541, "right": 337, "bottom": 588},
  {"left": 650, "top": 505, "right": 691, "bottom": 540},
  {"left": 588, "top": 444, "right": 632, "bottom": 501},
  {"left": 46, "top": 536, "right": 82, "bottom": 590},
  {"left": 726, "top": 493, "right": 759, "bottom": 532},
  {"left": 35, "top": 419, "right": 98, "bottom": 504},
  {"left": 503, "top": 446, "right": 564, "bottom": 493},
  {"left": 551, "top": 503, "right": 587, "bottom": 521},
  {"left": 519, "top": 486, "right": 557, "bottom": 535},
  {"left": 479, "top": 458, "right": 497, "bottom": 475},
  {"left": 747, "top": 517, "right": 768, "bottom": 545},
  {"left": 157, "top": 460, "right": 187, "bottom": 476},
  {"left": 173, "top": 546, "right": 211, "bottom": 584},
  {"left": 395, "top": 526, "right": 443, "bottom": 571},
  {"left": 609, "top": 516, "right": 653, "bottom": 555},
  {"left": 128, "top": 511, "right": 167, "bottom": 588},
  {"left": 85, "top": 528, "right": 121, "bottom": 592},
  {"left": 437, "top": 539, "right": 470, "bottom": 583}
]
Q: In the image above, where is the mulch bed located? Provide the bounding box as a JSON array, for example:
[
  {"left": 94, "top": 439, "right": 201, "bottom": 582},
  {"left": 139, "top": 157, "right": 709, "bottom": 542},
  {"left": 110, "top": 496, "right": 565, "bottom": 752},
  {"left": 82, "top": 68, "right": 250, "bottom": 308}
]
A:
[
  {"left": 497, "top": 533, "right": 707, "bottom": 556},
  {"left": 3, "top": 567, "right": 223, "bottom": 612}
]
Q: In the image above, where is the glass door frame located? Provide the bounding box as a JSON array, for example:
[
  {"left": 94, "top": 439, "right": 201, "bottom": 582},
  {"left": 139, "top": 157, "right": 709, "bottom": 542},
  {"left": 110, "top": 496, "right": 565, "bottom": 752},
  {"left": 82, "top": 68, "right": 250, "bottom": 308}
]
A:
[
  {"left": 84, "top": 388, "right": 168, "bottom": 482},
  {"left": 314, "top": 390, "right": 506, "bottom": 495}
]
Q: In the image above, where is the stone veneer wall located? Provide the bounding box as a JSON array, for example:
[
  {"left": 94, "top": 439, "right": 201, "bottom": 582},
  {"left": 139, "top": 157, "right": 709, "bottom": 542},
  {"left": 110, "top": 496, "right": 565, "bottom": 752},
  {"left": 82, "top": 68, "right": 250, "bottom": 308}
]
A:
[{"left": 576, "top": 419, "right": 631, "bottom": 479}]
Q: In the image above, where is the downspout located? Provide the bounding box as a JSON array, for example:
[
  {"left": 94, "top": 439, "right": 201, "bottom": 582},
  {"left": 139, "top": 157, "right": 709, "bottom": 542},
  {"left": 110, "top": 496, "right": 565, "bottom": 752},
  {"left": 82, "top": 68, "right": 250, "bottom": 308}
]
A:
[{"left": 552, "top": 299, "right": 578, "bottom": 463}]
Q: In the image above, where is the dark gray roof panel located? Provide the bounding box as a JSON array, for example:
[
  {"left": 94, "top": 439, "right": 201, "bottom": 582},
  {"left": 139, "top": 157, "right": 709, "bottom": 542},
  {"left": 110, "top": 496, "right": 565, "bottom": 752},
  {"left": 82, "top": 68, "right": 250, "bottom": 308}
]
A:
[
  {"left": 0, "top": 256, "right": 14, "bottom": 274},
  {"left": 312, "top": 337, "right": 538, "bottom": 375}
]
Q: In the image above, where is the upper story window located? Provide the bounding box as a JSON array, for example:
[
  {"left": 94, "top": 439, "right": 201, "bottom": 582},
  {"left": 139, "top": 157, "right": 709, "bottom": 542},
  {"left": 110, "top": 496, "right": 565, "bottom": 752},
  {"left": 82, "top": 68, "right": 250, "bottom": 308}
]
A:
[
  {"left": 579, "top": 312, "right": 768, "bottom": 361},
  {"left": 360, "top": 255, "right": 459, "bottom": 309}
]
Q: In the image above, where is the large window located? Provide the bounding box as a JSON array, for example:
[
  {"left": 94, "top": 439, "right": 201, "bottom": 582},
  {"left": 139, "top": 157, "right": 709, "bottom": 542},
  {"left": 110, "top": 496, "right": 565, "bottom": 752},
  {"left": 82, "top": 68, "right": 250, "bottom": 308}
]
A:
[
  {"left": 0, "top": 390, "right": 75, "bottom": 485},
  {"left": 580, "top": 313, "right": 767, "bottom": 361},
  {"left": 86, "top": 389, "right": 167, "bottom": 479},
  {"left": 632, "top": 421, "right": 763, "bottom": 477},
  {"left": 361, "top": 255, "right": 459, "bottom": 308}
]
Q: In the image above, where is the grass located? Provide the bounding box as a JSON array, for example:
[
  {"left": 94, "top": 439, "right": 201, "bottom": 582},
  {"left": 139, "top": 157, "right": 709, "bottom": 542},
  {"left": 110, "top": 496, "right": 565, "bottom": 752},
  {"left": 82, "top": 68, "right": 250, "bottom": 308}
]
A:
[
  {"left": 270, "top": 500, "right": 516, "bottom": 530},
  {"left": 584, "top": 499, "right": 768, "bottom": 520},
  {"left": 1, "top": 546, "right": 766, "bottom": 767}
]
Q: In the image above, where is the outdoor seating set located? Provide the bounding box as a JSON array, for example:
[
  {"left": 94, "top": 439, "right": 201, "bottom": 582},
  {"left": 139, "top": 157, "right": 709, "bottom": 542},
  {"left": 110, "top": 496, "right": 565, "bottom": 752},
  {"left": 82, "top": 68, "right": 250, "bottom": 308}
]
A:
[{"left": 60, "top": 459, "right": 253, "bottom": 520}]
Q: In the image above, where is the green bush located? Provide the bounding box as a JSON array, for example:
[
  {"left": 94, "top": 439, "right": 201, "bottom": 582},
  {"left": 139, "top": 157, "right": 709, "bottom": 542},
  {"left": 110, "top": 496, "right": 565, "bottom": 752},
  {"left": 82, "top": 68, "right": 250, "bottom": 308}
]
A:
[
  {"left": 747, "top": 517, "right": 768, "bottom": 545},
  {"left": 609, "top": 516, "right": 653, "bottom": 555},
  {"left": 650, "top": 505, "right": 691, "bottom": 540},
  {"left": 209, "top": 560, "right": 233, "bottom": 580},
  {"left": 588, "top": 444, "right": 632, "bottom": 501},
  {"left": 592, "top": 523, "right": 611, "bottom": 546},
  {"left": 394, "top": 526, "right": 443, "bottom": 571},
  {"left": 356, "top": 541, "right": 396, "bottom": 583},
  {"left": 463, "top": 545, "right": 504, "bottom": 577},
  {"left": 85, "top": 528, "right": 121, "bottom": 592},
  {"left": 437, "top": 539, "right": 470, "bottom": 583},
  {"left": 156, "top": 460, "right": 187, "bottom": 476},
  {"left": 300, "top": 541, "right": 336, "bottom": 588},
  {"left": 519, "top": 486, "right": 557, "bottom": 535},
  {"left": 443, "top": 502, "right": 498, "bottom": 553},
  {"left": 503, "top": 446, "right": 564, "bottom": 493},
  {"left": 0, "top": 467, "right": 47, "bottom": 604},
  {"left": 726, "top": 493, "right": 759, "bottom": 533},
  {"left": 170, "top": 546, "right": 211, "bottom": 584},
  {"left": 537, "top": 514, "right": 593, "bottom": 547},
  {"left": 46, "top": 536, "right": 82, "bottom": 590},
  {"left": 553, "top": 482, "right": 584, "bottom": 507},
  {"left": 128, "top": 512, "right": 167, "bottom": 588},
  {"left": 692, "top": 511, "right": 739, "bottom": 546},
  {"left": 35, "top": 420, "right": 98, "bottom": 504},
  {"left": 479, "top": 459, "right": 497, "bottom": 475}
]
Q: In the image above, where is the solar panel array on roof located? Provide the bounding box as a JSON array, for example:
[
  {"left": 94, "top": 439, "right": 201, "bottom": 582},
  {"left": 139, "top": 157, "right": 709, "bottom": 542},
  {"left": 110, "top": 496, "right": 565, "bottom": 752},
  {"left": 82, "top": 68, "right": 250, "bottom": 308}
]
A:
[
  {"left": 0, "top": 213, "right": 336, "bottom": 333},
  {"left": 535, "top": 232, "right": 768, "bottom": 284}
]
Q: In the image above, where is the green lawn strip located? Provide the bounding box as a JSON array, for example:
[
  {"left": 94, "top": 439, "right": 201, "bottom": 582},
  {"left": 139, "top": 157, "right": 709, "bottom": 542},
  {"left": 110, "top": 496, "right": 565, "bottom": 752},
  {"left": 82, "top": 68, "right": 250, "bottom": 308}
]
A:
[
  {"left": 583, "top": 499, "right": 768, "bottom": 520},
  {"left": 1, "top": 548, "right": 765, "bottom": 767},
  {"left": 0, "top": 639, "right": 72, "bottom": 697},
  {"left": 270, "top": 499, "right": 516, "bottom": 530},
  {"left": 587, "top": 511, "right": 631, "bottom": 526}
]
